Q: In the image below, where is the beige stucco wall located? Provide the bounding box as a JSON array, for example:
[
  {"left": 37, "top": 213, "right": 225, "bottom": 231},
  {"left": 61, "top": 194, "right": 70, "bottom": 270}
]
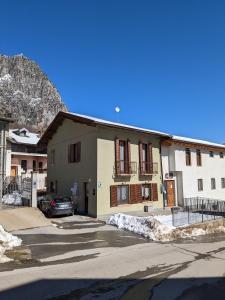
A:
[
  {"left": 96, "top": 126, "right": 164, "bottom": 215},
  {"left": 47, "top": 119, "right": 98, "bottom": 217}
]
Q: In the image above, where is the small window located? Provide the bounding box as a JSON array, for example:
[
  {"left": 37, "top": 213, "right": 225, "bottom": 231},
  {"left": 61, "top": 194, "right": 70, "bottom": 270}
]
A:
[
  {"left": 220, "top": 152, "right": 224, "bottom": 159},
  {"left": 117, "top": 185, "right": 129, "bottom": 205},
  {"left": 50, "top": 149, "right": 55, "bottom": 165},
  {"left": 209, "top": 151, "right": 214, "bottom": 158},
  {"left": 211, "top": 178, "right": 216, "bottom": 190},
  {"left": 196, "top": 149, "right": 202, "bottom": 166},
  {"left": 221, "top": 178, "right": 225, "bottom": 188},
  {"left": 185, "top": 148, "right": 191, "bottom": 166},
  {"left": 21, "top": 160, "right": 27, "bottom": 172},
  {"left": 197, "top": 179, "right": 203, "bottom": 191},
  {"left": 50, "top": 180, "right": 57, "bottom": 193},
  {"left": 33, "top": 160, "right": 37, "bottom": 171},
  {"left": 68, "top": 142, "right": 81, "bottom": 163},
  {"left": 141, "top": 184, "right": 151, "bottom": 201}
]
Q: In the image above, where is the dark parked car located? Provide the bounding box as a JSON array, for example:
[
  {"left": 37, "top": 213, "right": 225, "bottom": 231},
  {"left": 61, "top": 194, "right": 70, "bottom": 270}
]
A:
[{"left": 38, "top": 195, "right": 74, "bottom": 217}]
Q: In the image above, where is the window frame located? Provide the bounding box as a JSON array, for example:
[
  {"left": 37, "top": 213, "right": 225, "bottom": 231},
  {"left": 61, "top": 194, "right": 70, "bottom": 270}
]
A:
[
  {"left": 68, "top": 142, "right": 81, "bottom": 163},
  {"left": 185, "top": 148, "right": 191, "bottom": 166},
  {"left": 196, "top": 149, "right": 202, "bottom": 166},
  {"left": 211, "top": 178, "right": 216, "bottom": 190},
  {"left": 117, "top": 185, "right": 129, "bottom": 205},
  {"left": 141, "top": 184, "right": 151, "bottom": 201},
  {"left": 197, "top": 179, "right": 203, "bottom": 191}
]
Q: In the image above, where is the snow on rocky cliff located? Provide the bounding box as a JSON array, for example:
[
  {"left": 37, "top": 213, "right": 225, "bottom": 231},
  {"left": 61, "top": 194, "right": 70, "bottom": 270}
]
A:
[{"left": 0, "top": 54, "right": 67, "bottom": 130}]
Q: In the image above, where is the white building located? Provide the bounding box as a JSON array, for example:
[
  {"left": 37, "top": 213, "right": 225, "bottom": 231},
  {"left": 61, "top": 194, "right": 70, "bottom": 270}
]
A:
[
  {"left": 6, "top": 128, "right": 47, "bottom": 191},
  {"left": 161, "top": 136, "right": 225, "bottom": 207}
]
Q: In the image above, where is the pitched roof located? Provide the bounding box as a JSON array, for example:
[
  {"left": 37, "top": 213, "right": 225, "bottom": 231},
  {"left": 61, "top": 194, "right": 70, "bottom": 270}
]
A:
[
  {"left": 9, "top": 128, "right": 39, "bottom": 145},
  {"left": 171, "top": 135, "right": 225, "bottom": 150},
  {"left": 39, "top": 111, "right": 171, "bottom": 145}
]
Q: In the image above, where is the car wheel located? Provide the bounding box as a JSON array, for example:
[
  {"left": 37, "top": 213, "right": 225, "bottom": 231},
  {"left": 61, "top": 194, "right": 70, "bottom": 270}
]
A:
[{"left": 47, "top": 210, "right": 52, "bottom": 218}]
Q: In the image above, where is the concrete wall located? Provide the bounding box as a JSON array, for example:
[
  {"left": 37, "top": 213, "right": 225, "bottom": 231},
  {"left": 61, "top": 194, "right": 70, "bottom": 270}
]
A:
[
  {"left": 162, "top": 144, "right": 225, "bottom": 203},
  {"left": 96, "top": 126, "right": 164, "bottom": 215},
  {"left": 47, "top": 119, "right": 98, "bottom": 217}
]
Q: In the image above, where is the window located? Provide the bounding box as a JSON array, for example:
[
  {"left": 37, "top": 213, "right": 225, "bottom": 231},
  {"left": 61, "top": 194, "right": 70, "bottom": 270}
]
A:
[
  {"left": 50, "top": 149, "right": 55, "bottom": 165},
  {"left": 221, "top": 178, "right": 225, "bottom": 188},
  {"left": 220, "top": 152, "right": 224, "bottom": 159},
  {"left": 50, "top": 180, "right": 57, "bottom": 193},
  {"left": 117, "top": 185, "right": 129, "bottom": 205},
  {"left": 141, "top": 184, "right": 151, "bottom": 201},
  {"left": 211, "top": 178, "right": 216, "bottom": 190},
  {"left": 196, "top": 149, "right": 202, "bottom": 166},
  {"left": 119, "top": 140, "right": 128, "bottom": 173},
  {"left": 21, "top": 160, "right": 27, "bottom": 172},
  {"left": 139, "top": 142, "right": 153, "bottom": 174},
  {"left": 198, "top": 179, "right": 203, "bottom": 191},
  {"left": 185, "top": 148, "right": 191, "bottom": 166},
  {"left": 209, "top": 151, "right": 214, "bottom": 158},
  {"left": 68, "top": 142, "right": 81, "bottom": 163},
  {"left": 38, "top": 161, "right": 43, "bottom": 173},
  {"left": 33, "top": 160, "right": 37, "bottom": 171}
]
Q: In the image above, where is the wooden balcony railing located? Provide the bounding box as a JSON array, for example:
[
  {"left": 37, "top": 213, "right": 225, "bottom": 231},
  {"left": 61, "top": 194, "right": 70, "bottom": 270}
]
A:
[
  {"left": 115, "top": 160, "right": 137, "bottom": 175},
  {"left": 139, "top": 162, "right": 158, "bottom": 175}
]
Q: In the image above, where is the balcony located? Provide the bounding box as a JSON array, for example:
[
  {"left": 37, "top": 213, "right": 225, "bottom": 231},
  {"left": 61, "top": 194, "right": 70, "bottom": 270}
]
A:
[
  {"left": 139, "top": 162, "right": 158, "bottom": 175},
  {"left": 114, "top": 160, "right": 137, "bottom": 176}
]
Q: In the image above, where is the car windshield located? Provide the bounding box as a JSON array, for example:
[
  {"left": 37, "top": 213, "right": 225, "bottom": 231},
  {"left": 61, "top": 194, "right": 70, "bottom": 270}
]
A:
[{"left": 55, "top": 197, "right": 71, "bottom": 203}]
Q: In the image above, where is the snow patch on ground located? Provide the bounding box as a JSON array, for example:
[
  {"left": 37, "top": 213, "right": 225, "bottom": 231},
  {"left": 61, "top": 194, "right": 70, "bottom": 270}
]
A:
[
  {"left": 0, "top": 225, "right": 22, "bottom": 263},
  {"left": 106, "top": 213, "right": 225, "bottom": 242},
  {"left": 2, "top": 191, "right": 22, "bottom": 206}
]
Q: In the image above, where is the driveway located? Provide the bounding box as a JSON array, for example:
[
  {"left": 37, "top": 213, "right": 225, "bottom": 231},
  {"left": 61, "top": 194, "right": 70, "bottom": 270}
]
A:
[{"left": 0, "top": 215, "right": 225, "bottom": 299}]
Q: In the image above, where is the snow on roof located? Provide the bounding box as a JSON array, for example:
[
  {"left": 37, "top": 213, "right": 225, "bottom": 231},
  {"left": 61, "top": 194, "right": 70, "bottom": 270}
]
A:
[
  {"left": 9, "top": 128, "right": 39, "bottom": 145},
  {"left": 68, "top": 112, "right": 171, "bottom": 137},
  {"left": 172, "top": 135, "right": 225, "bottom": 149}
]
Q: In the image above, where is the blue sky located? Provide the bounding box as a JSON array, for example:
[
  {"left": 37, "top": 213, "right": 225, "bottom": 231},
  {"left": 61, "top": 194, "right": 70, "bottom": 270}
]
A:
[{"left": 1, "top": 0, "right": 225, "bottom": 142}]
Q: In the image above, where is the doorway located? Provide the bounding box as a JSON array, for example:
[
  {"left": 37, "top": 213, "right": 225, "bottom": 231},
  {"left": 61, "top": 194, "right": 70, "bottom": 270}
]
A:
[
  {"left": 165, "top": 180, "right": 176, "bottom": 207},
  {"left": 84, "top": 182, "right": 89, "bottom": 214},
  {"left": 10, "top": 166, "right": 18, "bottom": 177}
]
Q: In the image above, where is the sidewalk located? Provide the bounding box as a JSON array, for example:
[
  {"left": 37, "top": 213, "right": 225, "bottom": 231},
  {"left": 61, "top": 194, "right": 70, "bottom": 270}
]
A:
[{"left": 98, "top": 207, "right": 172, "bottom": 222}]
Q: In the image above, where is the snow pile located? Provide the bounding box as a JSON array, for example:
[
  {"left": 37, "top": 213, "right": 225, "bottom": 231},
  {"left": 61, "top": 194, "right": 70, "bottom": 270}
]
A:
[
  {"left": 107, "top": 213, "right": 174, "bottom": 241},
  {"left": 2, "top": 191, "right": 22, "bottom": 206},
  {"left": 0, "top": 225, "right": 22, "bottom": 263},
  {"left": 106, "top": 213, "right": 225, "bottom": 242}
]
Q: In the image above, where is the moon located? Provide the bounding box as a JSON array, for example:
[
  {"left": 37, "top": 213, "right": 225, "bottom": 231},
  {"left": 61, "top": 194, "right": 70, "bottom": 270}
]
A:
[{"left": 115, "top": 106, "right": 120, "bottom": 113}]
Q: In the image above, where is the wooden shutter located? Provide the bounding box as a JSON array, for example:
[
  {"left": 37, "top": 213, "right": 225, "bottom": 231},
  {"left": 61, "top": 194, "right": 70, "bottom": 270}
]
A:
[
  {"left": 76, "top": 142, "right": 81, "bottom": 162},
  {"left": 151, "top": 183, "right": 158, "bottom": 201},
  {"left": 127, "top": 140, "right": 131, "bottom": 174},
  {"left": 115, "top": 138, "right": 120, "bottom": 175},
  {"left": 130, "top": 184, "right": 142, "bottom": 204},
  {"left": 139, "top": 141, "right": 143, "bottom": 175},
  {"left": 110, "top": 185, "right": 118, "bottom": 207},
  {"left": 148, "top": 143, "right": 153, "bottom": 173},
  {"left": 68, "top": 145, "right": 71, "bottom": 163}
]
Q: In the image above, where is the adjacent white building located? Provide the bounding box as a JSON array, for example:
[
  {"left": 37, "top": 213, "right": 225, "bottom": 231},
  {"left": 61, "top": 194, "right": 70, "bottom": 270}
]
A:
[{"left": 161, "top": 136, "right": 225, "bottom": 207}]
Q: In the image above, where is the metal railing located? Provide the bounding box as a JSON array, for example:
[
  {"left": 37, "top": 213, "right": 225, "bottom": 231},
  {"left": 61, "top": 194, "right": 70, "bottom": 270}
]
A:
[
  {"left": 139, "top": 162, "right": 158, "bottom": 175},
  {"left": 114, "top": 160, "right": 137, "bottom": 175},
  {"left": 171, "top": 197, "right": 225, "bottom": 227}
]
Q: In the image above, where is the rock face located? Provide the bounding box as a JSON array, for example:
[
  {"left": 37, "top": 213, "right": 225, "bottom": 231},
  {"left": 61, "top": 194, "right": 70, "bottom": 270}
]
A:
[{"left": 0, "top": 54, "right": 67, "bottom": 131}]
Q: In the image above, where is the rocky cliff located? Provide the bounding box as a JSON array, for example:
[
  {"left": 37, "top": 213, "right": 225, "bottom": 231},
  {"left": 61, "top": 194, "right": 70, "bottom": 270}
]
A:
[{"left": 0, "top": 54, "right": 67, "bottom": 131}]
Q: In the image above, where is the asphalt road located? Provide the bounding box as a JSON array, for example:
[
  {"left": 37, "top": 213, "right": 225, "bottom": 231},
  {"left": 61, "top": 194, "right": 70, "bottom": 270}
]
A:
[{"left": 0, "top": 215, "right": 225, "bottom": 300}]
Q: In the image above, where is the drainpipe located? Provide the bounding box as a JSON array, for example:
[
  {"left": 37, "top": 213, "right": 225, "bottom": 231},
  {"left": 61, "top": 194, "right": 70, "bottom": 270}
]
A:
[{"left": 159, "top": 139, "right": 165, "bottom": 209}]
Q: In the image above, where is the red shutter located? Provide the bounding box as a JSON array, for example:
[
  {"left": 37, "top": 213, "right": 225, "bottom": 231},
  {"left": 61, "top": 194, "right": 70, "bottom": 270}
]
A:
[
  {"left": 110, "top": 185, "right": 118, "bottom": 207},
  {"left": 115, "top": 138, "right": 120, "bottom": 175},
  {"left": 148, "top": 143, "right": 153, "bottom": 174},
  {"left": 139, "top": 141, "right": 143, "bottom": 175},
  {"left": 127, "top": 140, "right": 131, "bottom": 174},
  {"left": 130, "top": 184, "right": 142, "bottom": 204},
  {"left": 151, "top": 183, "right": 158, "bottom": 201}
]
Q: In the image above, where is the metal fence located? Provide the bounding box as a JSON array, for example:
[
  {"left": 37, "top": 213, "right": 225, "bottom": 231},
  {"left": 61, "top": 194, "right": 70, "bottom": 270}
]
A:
[{"left": 171, "top": 197, "right": 225, "bottom": 227}]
